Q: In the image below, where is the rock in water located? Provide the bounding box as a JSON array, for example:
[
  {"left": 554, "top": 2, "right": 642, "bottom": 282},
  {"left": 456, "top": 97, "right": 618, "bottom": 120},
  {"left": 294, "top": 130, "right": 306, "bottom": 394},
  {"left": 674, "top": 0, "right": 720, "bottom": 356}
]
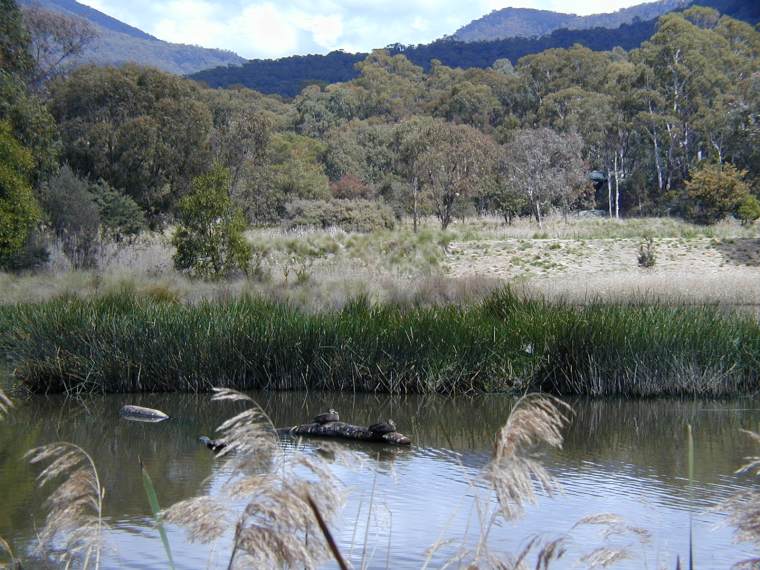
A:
[{"left": 119, "top": 405, "right": 169, "bottom": 422}]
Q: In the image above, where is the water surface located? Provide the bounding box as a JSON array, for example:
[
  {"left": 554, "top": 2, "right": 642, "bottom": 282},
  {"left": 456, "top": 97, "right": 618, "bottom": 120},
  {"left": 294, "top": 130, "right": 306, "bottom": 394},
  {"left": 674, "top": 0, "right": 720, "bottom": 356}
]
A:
[{"left": 1, "top": 393, "right": 758, "bottom": 569}]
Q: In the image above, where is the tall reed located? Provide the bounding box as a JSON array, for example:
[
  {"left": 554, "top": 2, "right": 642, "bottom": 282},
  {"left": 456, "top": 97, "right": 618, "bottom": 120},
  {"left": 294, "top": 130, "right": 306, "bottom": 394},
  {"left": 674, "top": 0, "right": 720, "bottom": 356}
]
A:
[
  {"left": 162, "top": 388, "right": 346, "bottom": 569},
  {"left": 429, "top": 395, "right": 649, "bottom": 568},
  {"left": 25, "top": 442, "right": 106, "bottom": 569},
  {"left": 1, "top": 288, "right": 758, "bottom": 397}
]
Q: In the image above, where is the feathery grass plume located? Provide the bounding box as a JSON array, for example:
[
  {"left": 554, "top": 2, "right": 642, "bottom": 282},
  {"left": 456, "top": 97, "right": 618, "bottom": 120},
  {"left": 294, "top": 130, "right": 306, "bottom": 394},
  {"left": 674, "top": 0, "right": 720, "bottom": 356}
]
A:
[
  {"left": 210, "top": 387, "right": 278, "bottom": 474},
  {"left": 579, "top": 547, "right": 631, "bottom": 568},
  {"left": 484, "top": 394, "right": 572, "bottom": 520},
  {"left": 722, "top": 430, "right": 760, "bottom": 568},
  {"left": 0, "top": 535, "right": 18, "bottom": 568},
  {"left": 572, "top": 513, "right": 651, "bottom": 543},
  {"left": 162, "top": 496, "right": 230, "bottom": 543},
  {"left": 0, "top": 389, "right": 12, "bottom": 420},
  {"left": 25, "top": 442, "right": 106, "bottom": 569},
  {"left": 425, "top": 395, "right": 573, "bottom": 569},
  {"left": 162, "top": 388, "right": 346, "bottom": 569}
]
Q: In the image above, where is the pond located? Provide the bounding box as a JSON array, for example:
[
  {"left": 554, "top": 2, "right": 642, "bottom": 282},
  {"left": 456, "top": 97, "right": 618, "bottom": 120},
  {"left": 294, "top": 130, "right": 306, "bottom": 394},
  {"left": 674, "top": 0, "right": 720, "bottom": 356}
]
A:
[{"left": 0, "top": 392, "right": 758, "bottom": 569}]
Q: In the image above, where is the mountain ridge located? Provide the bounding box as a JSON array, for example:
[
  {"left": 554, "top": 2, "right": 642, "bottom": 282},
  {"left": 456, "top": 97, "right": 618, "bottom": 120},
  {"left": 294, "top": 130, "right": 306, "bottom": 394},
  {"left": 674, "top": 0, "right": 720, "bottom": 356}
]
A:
[
  {"left": 452, "top": 0, "right": 690, "bottom": 42},
  {"left": 18, "top": 0, "right": 245, "bottom": 75}
]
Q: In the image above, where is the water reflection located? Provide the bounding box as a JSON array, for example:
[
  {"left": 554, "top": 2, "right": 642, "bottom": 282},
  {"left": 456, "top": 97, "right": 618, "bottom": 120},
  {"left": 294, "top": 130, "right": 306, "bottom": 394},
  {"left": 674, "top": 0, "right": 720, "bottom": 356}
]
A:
[{"left": 0, "top": 392, "right": 758, "bottom": 568}]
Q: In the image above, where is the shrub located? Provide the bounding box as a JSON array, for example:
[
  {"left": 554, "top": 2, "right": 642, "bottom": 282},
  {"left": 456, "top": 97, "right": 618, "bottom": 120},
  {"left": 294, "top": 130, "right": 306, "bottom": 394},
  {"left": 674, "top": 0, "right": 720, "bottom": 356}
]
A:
[
  {"left": 283, "top": 199, "right": 395, "bottom": 232},
  {"left": 684, "top": 163, "right": 750, "bottom": 225},
  {"left": 42, "top": 165, "right": 100, "bottom": 269},
  {"left": 329, "top": 174, "right": 374, "bottom": 200},
  {"left": 638, "top": 237, "right": 656, "bottom": 268},
  {"left": 737, "top": 195, "right": 760, "bottom": 226},
  {"left": 0, "top": 230, "right": 49, "bottom": 271},
  {"left": 91, "top": 180, "right": 146, "bottom": 241},
  {"left": 172, "top": 165, "right": 252, "bottom": 279}
]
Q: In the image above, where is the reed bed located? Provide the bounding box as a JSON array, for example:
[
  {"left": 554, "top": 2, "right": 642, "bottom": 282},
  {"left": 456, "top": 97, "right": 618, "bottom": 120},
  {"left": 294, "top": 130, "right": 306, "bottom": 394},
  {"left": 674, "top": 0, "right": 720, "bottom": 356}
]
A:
[{"left": 1, "top": 288, "right": 758, "bottom": 397}]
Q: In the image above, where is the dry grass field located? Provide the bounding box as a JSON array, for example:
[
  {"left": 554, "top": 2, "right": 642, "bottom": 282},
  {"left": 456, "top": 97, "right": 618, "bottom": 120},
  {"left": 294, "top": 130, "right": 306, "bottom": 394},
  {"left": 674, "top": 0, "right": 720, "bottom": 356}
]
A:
[{"left": 1, "top": 215, "right": 759, "bottom": 308}]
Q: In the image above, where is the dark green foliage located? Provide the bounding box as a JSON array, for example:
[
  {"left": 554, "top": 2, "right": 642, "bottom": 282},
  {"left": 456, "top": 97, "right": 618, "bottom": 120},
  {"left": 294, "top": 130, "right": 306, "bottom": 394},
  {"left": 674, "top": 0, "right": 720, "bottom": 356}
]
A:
[
  {"left": 91, "top": 180, "right": 146, "bottom": 241},
  {"left": 0, "top": 120, "right": 40, "bottom": 264},
  {"left": 49, "top": 65, "right": 213, "bottom": 215},
  {"left": 191, "top": 20, "right": 661, "bottom": 96},
  {"left": 737, "top": 194, "right": 760, "bottom": 225},
  {"left": 283, "top": 199, "right": 395, "bottom": 232},
  {"left": 2, "top": 288, "right": 758, "bottom": 397},
  {"left": 42, "top": 165, "right": 100, "bottom": 268},
  {"left": 172, "top": 165, "right": 251, "bottom": 279},
  {"left": 0, "top": 230, "right": 49, "bottom": 271},
  {"left": 0, "top": 0, "right": 33, "bottom": 77},
  {"left": 0, "top": 73, "right": 59, "bottom": 180}
]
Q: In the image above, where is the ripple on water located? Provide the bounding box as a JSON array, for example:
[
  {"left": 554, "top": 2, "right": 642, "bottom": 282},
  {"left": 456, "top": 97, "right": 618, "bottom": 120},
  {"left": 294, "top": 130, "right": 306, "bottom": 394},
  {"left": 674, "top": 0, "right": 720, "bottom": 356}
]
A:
[{"left": 2, "top": 393, "right": 759, "bottom": 569}]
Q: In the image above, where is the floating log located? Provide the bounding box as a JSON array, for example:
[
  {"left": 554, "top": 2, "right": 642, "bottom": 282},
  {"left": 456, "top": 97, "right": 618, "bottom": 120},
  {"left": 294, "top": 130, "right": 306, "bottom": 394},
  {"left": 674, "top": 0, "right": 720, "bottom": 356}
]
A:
[
  {"left": 286, "top": 421, "right": 411, "bottom": 446},
  {"left": 119, "top": 405, "right": 169, "bottom": 422}
]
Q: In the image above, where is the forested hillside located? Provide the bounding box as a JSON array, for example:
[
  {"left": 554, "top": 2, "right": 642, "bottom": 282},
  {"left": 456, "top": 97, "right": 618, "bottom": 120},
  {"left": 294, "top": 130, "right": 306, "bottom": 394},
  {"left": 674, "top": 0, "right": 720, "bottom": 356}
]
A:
[
  {"left": 3, "top": 0, "right": 759, "bottom": 276},
  {"left": 452, "top": 0, "right": 687, "bottom": 42},
  {"left": 17, "top": 0, "right": 245, "bottom": 75},
  {"left": 190, "top": 0, "right": 760, "bottom": 97},
  {"left": 190, "top": 19, "right": 659, "bottom": 96}
]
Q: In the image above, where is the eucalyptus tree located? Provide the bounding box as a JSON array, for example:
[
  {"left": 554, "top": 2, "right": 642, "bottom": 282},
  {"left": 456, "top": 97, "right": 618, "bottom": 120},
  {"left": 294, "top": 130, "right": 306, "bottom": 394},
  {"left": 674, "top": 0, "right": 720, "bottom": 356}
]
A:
[
  {"left": 49, "top": 65, "right": 214, "bottom": 217},
  {"left": 415, "top": 122, "right": 498, "bottom": 230},
  {"left": 22, "top": 6, "right": 97, "bottom": 88},
  {"left": 501, "top": 128, "right": 587, "bottom": 227}
]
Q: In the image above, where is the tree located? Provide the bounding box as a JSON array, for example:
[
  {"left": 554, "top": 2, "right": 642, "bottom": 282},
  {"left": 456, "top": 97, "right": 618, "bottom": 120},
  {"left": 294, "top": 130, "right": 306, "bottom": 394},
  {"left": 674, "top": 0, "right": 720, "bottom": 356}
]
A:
[
  {"left": 416, "top": 122, "right": 498, "bottom": 230},
  {"left": 322, "top": 120, "right": 395, "bottom": 187},
  {"left": 91, "top": 180, "right": 146, "bottom": 242},
  {"left": 42, "top": 165, "right": 100, "bottom": 268},
  {"left": 0, "top": 1, "right": 59, "bottom": 181},
  {"left": 22, "top": 7, "right": 97, "bottom": 88},
  {"left": 501, "top": 128, "right": 588, "bottom": 226},
  {"left": 354, "top": 51, "right": 424, "bottom": 119},
  {"left": 294, "top": 84, "right": 359, "bottom": 138},
  {"left": 0, "top": 120, "right": 40, "bottom": 263},
  {"left": 173, "top": 165, "right": 251, "bottom": 279},
  {"left": 49, "top": 65, "right": 213, "bottom": 218},
  {"left": 210, "top": 107, "right": 271, "bottom": 189},
  {"left": 432, "top": 81, "right": 500, "bottom": 131},
  {"left": 330, "top": 174, "right": 373, "bottom": 200},
  {"left": 0, "top": 0, "right": 33, "bottom": 77},
  {"left": 684, "top": 162, "right": 749, "bottom": 224}
]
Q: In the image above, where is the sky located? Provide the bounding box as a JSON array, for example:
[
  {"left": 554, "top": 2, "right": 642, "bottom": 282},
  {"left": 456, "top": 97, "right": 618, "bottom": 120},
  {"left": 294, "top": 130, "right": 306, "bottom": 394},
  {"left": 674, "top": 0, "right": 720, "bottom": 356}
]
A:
[{"left": 79, "top": 0, "right": 646, "bottom": 59}]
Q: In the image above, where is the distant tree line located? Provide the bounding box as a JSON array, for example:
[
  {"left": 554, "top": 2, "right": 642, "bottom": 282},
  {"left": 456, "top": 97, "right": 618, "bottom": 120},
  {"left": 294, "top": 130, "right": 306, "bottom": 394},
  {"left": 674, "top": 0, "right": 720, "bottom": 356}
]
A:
[
  {"left": 189, "top": 0, "right": 759, "bottom": 98},
  {"left": 1, "top": 0, "right": 759, "bottom": 276}
]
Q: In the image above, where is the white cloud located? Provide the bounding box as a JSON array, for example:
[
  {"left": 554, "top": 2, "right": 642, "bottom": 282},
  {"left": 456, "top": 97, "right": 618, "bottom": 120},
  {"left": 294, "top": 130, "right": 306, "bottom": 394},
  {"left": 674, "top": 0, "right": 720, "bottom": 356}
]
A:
[{"left": 78, "top": 0, "right": 648, "bottom": 58}]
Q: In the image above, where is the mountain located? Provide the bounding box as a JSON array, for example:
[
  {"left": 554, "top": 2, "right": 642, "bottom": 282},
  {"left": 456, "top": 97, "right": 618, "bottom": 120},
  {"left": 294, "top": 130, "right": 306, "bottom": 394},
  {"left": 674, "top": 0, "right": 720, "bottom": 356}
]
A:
[
  {"left": 190, "top": 0, "right": 760, "bottom": 98},
  {"left": 452, "top": 0, "right": 689, "bottom": 42},
  {"left": 191, "top": 18, "right": 659, "bottom": 97},
  {"left": 18, "top": 0, "right": 245, "bottom": 75}
]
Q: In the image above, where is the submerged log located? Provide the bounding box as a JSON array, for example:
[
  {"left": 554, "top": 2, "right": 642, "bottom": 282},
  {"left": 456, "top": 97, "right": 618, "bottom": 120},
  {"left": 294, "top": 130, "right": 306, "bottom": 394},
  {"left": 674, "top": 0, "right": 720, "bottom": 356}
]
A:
[
  {"left": 286, "top": 421, "right": 411, "bottom": 446},
  {"left": 119, "top": 404, "right": 169, "bottom": 422}
]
